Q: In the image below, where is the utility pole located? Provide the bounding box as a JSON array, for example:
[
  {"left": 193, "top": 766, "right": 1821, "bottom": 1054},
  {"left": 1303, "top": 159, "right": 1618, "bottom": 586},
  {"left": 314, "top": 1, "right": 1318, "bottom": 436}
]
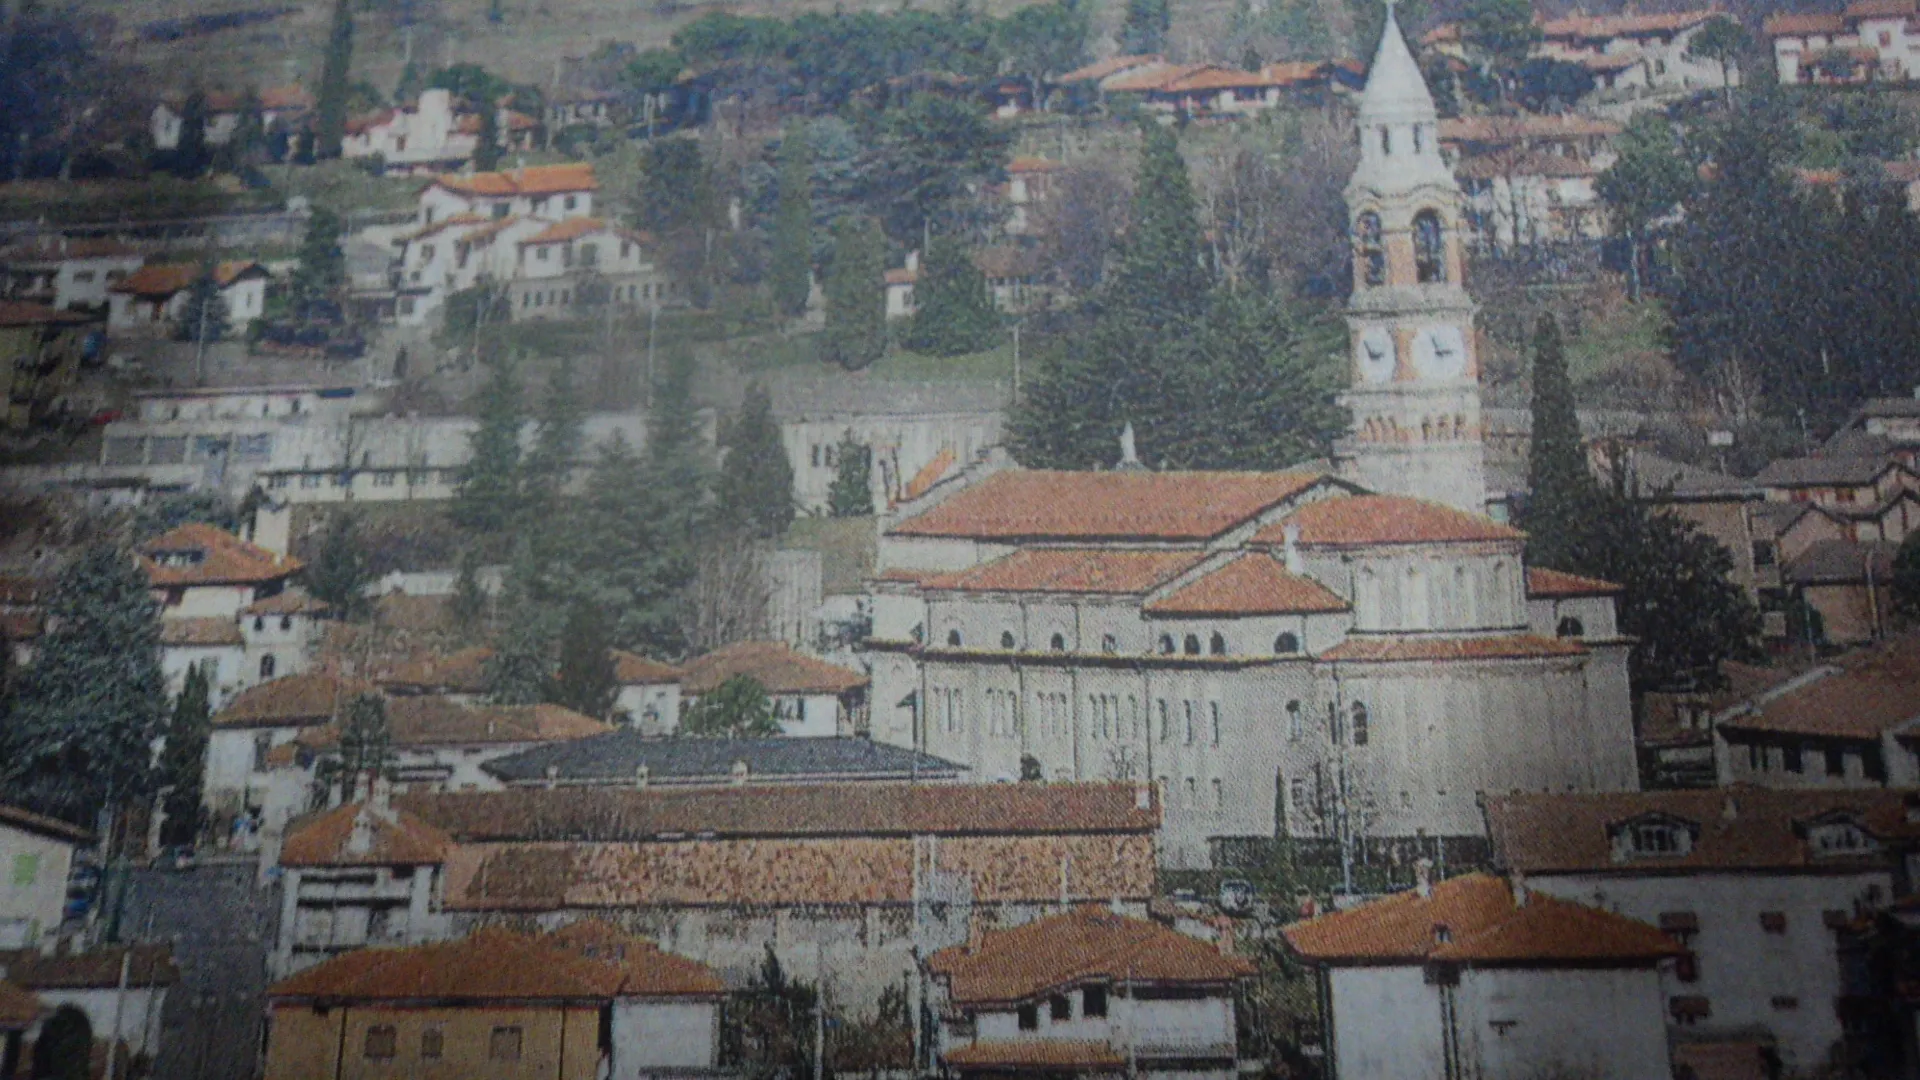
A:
[
  {"left": 646, "top": 300, "right": 658, "bottom": 408},
  {"left": 103, "top": 947, "right": 131, "bottom": 1080},
  {"left": 812, "top": 940, "right": 825, "bottom": 1080}
]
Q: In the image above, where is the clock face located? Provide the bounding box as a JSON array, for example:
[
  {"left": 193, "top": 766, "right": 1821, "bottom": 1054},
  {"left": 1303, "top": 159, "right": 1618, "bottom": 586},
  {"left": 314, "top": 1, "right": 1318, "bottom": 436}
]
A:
[
  {"left": 1357, "top": 327, "right": 1396, "bottom": 384},
  {"left": 1413, "top": 324, "right": 1468, "bottom": 380}
]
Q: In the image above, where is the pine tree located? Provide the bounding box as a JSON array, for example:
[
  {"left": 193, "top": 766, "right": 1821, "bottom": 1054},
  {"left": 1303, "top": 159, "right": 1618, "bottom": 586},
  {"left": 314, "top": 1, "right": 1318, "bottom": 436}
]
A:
[
  {"left": 395, "top": 61, "right": 426, "bottom": 104},
  {"left": 486, "top": 543, "right": 557, "bottom": 703},
  {"left": 173, "top": 266, "right": 230, "bottom": 344},
  {"left": 643, "top": 345, "right": 711, "bottom": 553},
  {"left": 770, "top": 122, "right": 814, "bottom": 319},
  {"left": 307, "top": 511, "right": 372, "bottom": 619},
  {"left": 1893, "top": 530, "right": 1920, "bottom": 627},
  {"left": 175, "top": 90, "right": 210, "bottom": 178},
  {"left": 329, "top": 693, "right": 392, "bottom": 802},
  {"left": 453, "top": 355, "right": 526, "bottom": 533},
  {"left": 289, "top": 207, "right": 347, "bottom": 320},
  {"left": 523, "top": 357, "right": 585, "bottom": 505},
  {"left": 903, "top": 237, "right": 1001, "bottom": 357},
  {"left": 1105, "top": 122, "right": 1210, "bottom": 331},
  {"left": 157, "top": 665, "right": 211, "bottom": 847},
  {"left": 313, "top": 0, "right": 355, "bottom": 160},
  {"left": 1121, "top": 0, "right": 1171, "bottom": 55},
  {"left": 579, "top": 432, "right": 692, "bottom": 654},
  {"left": 474, "top": 102, "right": 502, "bottom": 172},
  {"left": 826, "top": 430, "right": 873, "bottom": 518},
  {"left": 449, "top": 548, "right": 489, "bottom": 632},
  {"left": 552, "top": 603, "right": 618, "bottom": 720},
  {"left": 820, "top": 215, "right": 886, "bottom": 371},
  {"left": 220, "top": 88, "right": 265, "bottom": 174},
  {"left": 716, "top": 382, "right": 794, "bottom": 540},
  {"left": 0, "top": 545, "right": 168, "bottom": 827},
  {"left": 679, "top": 675, "right": 780, "bottom": 737},
  {"left": 1518, "top": 314, "right": 1594, "bottom": 573}
]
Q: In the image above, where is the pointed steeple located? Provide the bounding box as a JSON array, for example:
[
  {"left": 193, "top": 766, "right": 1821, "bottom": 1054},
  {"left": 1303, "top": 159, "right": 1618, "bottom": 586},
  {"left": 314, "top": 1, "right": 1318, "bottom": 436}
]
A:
[
  {"left": 1359, "top": 4, "right": 1437, "bottom": 126},
  {"left": 1349, "top": 2, "right": 1453, "bottom": 195}
]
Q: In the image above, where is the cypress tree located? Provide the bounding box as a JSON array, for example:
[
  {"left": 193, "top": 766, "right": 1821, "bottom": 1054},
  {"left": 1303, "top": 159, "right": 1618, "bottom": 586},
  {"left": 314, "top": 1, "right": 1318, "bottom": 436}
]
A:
[
  {"left": 289, "top": 207, "right": 346, "bottom": 320},
  {"left": 715, "top": 382, "right": 795, "bottom": 540},
  {"left": 175, "top": 90, "right": 211, "bottom": 178},
  {"left": 903, "top": 237, "right": 1001, "bottom": 357},
  {"left": 1519, "top": 314, "right": 1595, "bottom": 572},
  {"left": 581, "top": 432, "right": 690, "bottom": 654},
  {"left": 221, "top": 88, "right": 265, "bottom": 173},
  {"left": 449, "top": 548, "right": 489, "bottom": 632},
  {"left": 1121, "top": 0, "right": 1171, "bottom": 54},
  {"left": 0, "top": 545, "right": 168, "bottom": 827},
  {"left": 454, "top": 355, "right": 526, "bottom": 533},
  {"left": 486, "top": 542, "right": 558, "bottom": 704},
  {"left": 307, "top": 511, "right": 372, "bottom": 619},
  {"left": 643, "top": 345, "right": 711, "bottom": 551},
  {"left": 157, "top": 665, "right": 211, "bottom": 847},
  {"left": 474, "top": 101, "right": 502, "bottom": 172},
  {"left": 821, "top": 215, "right": 886, "bottom": 372},
  {"left": 332, "top": 693, "right": 392, "bottom": 802},
  {"left": 1104, "top": 122, "right": 1210, "bottom": 331},
  {"left": 313, "top": 0, "right": 355, "bottom": 160},
  {"left": 523, "top": 357, "right": 585, "bottom": 509},
  {"left": 174, "top": 265, "right": 230, "bottom": 344},
  {"left": 826, "top": 430, "right": 873, "bottom": 518},
  {"left": 1892, "top": 530, "right": 1920, "bottom": 627},
  {"left": 552, "top": 603, "right": 618, "bottom": 720},
  {"left": 770, "top": 122, "right": 814, "bottom": 319}
]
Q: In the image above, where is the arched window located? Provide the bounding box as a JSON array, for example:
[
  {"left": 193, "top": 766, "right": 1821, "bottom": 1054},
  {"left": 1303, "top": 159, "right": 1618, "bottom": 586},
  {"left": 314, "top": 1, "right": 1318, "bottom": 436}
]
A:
[
  {"left": 1356, "top": 212, "right": 1386, "bottom": 286},
  {"left": 1183, "top": 634, "right": 1201, "bottom": 656},
  {"left": 1380, "top": 126, "right": 1391, "bottom": 155},
  {"left": 1101, "top": 633, "right": 1118, "bottom": 654},
  {"left": 1414, "top": 210, "right": 1447, "bottom": 283},
  {"left": 1000, "top": 630, "right": 1017, "bottom": 650},
  {"left": 1209, "top": 632, "right": 1227, "bottom": 655},
  {"left": 1286, "top": 700, "right": 1303, "bottom": 739},
  {"left": 947, "top": 629, "right": 962, "bottom": 647},
  {"left": 259, "top": 654, "right": 276, "bottom": 679},
  {"left": 1351, "top": 702, "right": 1370, "bottom": 746},
  {"left": 1049, "top": 632, "right": 1067, "bottom": 651},
  {"left": 1274, "top": 632, "right": 1300, "bottom": 655},
  {"left": 1158, "top": 634, "right": 1176, "bottom": 656},
  {"left": 1557, "top": 616, "right": 1586, "bottom": 639},
  {"left": 1413, "top": 123, "right": 1426, "bottom": 153}
]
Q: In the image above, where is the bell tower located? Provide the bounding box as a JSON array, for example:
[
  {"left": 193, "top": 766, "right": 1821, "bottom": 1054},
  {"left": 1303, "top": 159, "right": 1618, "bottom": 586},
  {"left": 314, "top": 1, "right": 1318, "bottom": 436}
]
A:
[{"left": 1332, "top": 3, "right": 1488, "bottom": 514}]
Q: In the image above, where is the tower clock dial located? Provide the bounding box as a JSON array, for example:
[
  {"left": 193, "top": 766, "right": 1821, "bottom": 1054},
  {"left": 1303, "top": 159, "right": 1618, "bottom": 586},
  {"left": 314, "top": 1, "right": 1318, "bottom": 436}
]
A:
[
  {"left": 1357, "top": 327, "right": 1396, "bottom": 384},
  {"left": 1412, "top": 324, "right": 1467, "bottom": 380}
]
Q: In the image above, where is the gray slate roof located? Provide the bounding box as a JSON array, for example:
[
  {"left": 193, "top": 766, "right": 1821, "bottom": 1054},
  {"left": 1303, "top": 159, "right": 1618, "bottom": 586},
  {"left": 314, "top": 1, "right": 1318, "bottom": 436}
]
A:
[
  {"left": 1782, "top": 539, "right": 1901, "bottom": 585},
  {"left": 1622, "top": 451, "right": 1758, "bottom": 500},
  {"left": 1754, "top": 455, "right": 1902, "bottom": 488},
  {"left": 483, "top": 731, "right": 967, "bottom": 785}
]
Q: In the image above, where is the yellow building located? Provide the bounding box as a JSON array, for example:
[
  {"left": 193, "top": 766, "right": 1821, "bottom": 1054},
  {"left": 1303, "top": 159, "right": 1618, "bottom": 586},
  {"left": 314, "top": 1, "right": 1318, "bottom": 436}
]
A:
[
  {"left": 0, "top": 300, "right": 97, "bottom": 431},
  {"left": 264, "top": 925, "right": 724, "bottom": 1080}
]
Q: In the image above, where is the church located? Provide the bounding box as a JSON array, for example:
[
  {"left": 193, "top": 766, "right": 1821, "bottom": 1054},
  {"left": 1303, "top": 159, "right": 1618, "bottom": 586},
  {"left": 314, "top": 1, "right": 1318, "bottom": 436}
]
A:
[{"left": 861, "top": 9, "right": 1641, "bottom": 868}]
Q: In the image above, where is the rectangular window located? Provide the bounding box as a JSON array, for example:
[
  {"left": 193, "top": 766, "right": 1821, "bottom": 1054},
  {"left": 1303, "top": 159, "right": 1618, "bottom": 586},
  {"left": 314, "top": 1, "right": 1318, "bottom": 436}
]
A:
[
  {"left": 1183, "top": 701, "right": 1194, "bottom": 745},
  {"left": 1827, "top": 746, "right": 1847, "bottom": 777},
  {"left": 1157, "top": 700, "right": 1169, "bottom": 742},
  {"left": 363, "top": 1025, "right": 396, "bottom": 1060},
  {"left": 1760, "top": 912, "right": 1788, "bottom": 934},
  {"left": 490, "top": 1026, "right": 523, "bottom": 1061},
  {"left": 1212, "top": 778, "right": 1224, "bottom": 809},
  {"left": 10, "top": 853, "right": 38, "bottom": 887},
  {"left": 1083, "top": 985, "right": 1108, "bottom": 1017},
  {"left": 1049, "top": 994, "right": 1071, "bottom": 1021},
  {"left": 253, "top": 733, "right": 273, "bottom": 772},
  {"left": 1210, "top": 702, "right": 1221, "bottom": 746},
  {"left": 373, "top": 471, "right": 396, "bottom": 487},
  {"left": 1017, "top": 1004, "right": 1038, "bottom": 1031},
  {"left": 1784, "top": 744, "right": 1803, "bottom": 773},
  {"left": 420, "top": 1028, "right": 443, "bottom": 1059},
  {"left": 1184, "top": 777, "right": 1197, "bottom": 805}
]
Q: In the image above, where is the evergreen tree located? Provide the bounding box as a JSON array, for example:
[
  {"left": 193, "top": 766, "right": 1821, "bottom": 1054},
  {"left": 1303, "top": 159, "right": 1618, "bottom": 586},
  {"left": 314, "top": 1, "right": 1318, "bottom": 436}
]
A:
[
  {"left": 1685, "top": 15, "right": 1748, "bottom": 105},
  {"left": 1104, "top": 123, "right": 1210, "bottom": 332},
  {"left": 175, "top": 90, "right": 211, "bottom": 178},
  {"left": 903, "top": 238, "right": 1001, "bottom": 356},
  {"left": 523, "top": 356, "right": 585, "bottom": 516},
  {"left": 474, "top": 102, "right": 502, "bottom": 172},
  {"left": 327, "top": 693, "right": 392, "bottom": 802},
  {"left": 220, "top": 88, "right": 265, "bottom": 173},
  {"left": 679, "top": 675, "right": 780, "bottom": 737},
  {"left": 449, "top": 548, "right": 489, "bottom": 631},
  {"left": 307, "top": 511, "right": 372, "bottom": 619},
  {"left": 157, "top": 664, "right": 211, "bottom": 848},
  {"left": 289, "top": 207, "right": 347, "bottom": 319},
  {"left": 32, "top": 1007, "right": 91, "bottom": 1080},
  {"left": 486, "top": 544, "right": 557, "bottom": 705},
  {"left": 1461, "top": 0, "right": 1541, "bottom": 83},
  {"left": 0, "top": 545, "right": 168, "bottom": 827},
  {"left": 715, "top": 382, "right": 794, "bottom": 540},
  {"left": 173, "top": 265, "right": 230, "bottom": 344},
  {"left": 821, "top": 215, "right": 886, "bottom": 371},
  {"left": 453, "top": 355, "right": 526, "bottom": 533},
  {"left": 637, "top": 136, "right": 720, "bottom": 236},
  {"left": 1121, "top": 0, "right": 1171, "bottom": 55},
  {"left": 1893, "top": 529, "right": 1920, "bottom": 627},
  {"left": 395, "top": 60, "right": 426, "bottom": 103},
  {"left": 313, "top": 0, "right": 355, "bottom": 159},
  {"left": 1595, "top": 114, "right": 1690, "bottom": 302},
  {"left": 580, "top": 432, "right": 692, "bottom": 654},
  {"left": 552, "top": 603, "right": 618, "bottom": 720},
  {"left": 826, "top": 430, "right": 873, "bottom": 518},
  {"left": 643, "top": 345, "right": 712, "bottom": 553},
  {"left": 770, "top": 122, "right": 814, "bottom": 319},
  {"left": 1519, "top": 315, "right": 1592, "bottom": 573}
]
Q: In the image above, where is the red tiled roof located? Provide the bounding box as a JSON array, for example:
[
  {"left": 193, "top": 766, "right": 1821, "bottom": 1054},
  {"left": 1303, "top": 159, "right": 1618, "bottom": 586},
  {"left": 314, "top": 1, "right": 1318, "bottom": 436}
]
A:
[
  {"left": 679, "top": 640, "right": 865, "bottom": 696},
  {"left": 376, "top": 646, "right": 493, "bottom": 694},
  {"left": 1320, "top": 635, "right": 1585, "bottom": 663},
  {"left": 0, "top": 802, "right": 92, "bottom": 844},
  {"left": 928, "top": 908, "right": 1252, "bottom": 1005},
  {"left": 1007, "top": 156, "right": 1063, "bottom": 174},
  {"left": 1261, "top": 494, "right": 1522, "bottom": 548},
  {"left": 214, "top": 672, "right": 372, "bottom": 728},
  {"left": 0, "top": 946, "right": 177, "bottom": 989},
  {"left": 109, "top": 261, "right": 263, "bottom": 297},
  {"left": 1439, "top": 115, "right": 1622, "bottom": 143},
  {"left": 139, "top": 523, "right": 302, "bottom": 587},
  {"left": 431, "top": 163, "right": 598, "bottom": 198},
  {"left": 297, "top": 698, "right": 611, "bottom": 750},
  {"left": 923, "top": 548, "right": 1207, "bottom": 596},
  {"left": 612, "top": 650, "right": 680, "bottom": 685},
  {"left": 242, "top": 588, "right": 329, "bottom": 616},
  {"left": 1144, "top": 553, "right": 1348, "bottom": 616},
  {"left": 518, "top": 216, "right": 646, "bottom": 246},
  {"left": 259, "top": 85, "right": 314, "bottom": 111},
  {"left": 268, "top": 927, "right": 627, "bottom": 1001},
  {"left": 1541, "top": 9, "right": 1720, "bottom": 39},
  {"left": 1846, "top": 0, "right": 1915, "bottom": 18},
  {"left": 945, "top": 1041, "right": 1128, "bottom": 1069},
  {"left": 1765, "top": 11, "right": 1847, "bottom": 33},
  {"left": 544, "top": 920, "right": 727, "bottom": 997},
  {"left": 397, "top": 781, "right": 1159, "bottom": 842},
  {"left": 901, "top": 447, "right": 956, "bottom": 503},
  {"left": 159, "top": 616, "right": 244, "bottom": 647},
  {"left": 280, "top": 802, "right": 454, "bottom": 867},
  {"left": 0, "top": 980, "right": 38, "bottom": 1029},
  {"left": 1526, "top": 567, "right": 1623, "bottom": 598},
  {"left": 1717, "top": 632, "right": 1920, "bottom": 740},
  {"left": 0, "top": 301, "right": 94, "bottom": 327},
  {"left": 1284, "top": 873, "right": 1680, "bottom": 965},
  {"left": 890, "top": 469, "right": 1328, "bottom": 543},
  {"left": 1104, "top": 62, "right": 1211, "bottom": 93},
  {"left": 884, "top": 267, "right": 919, "bottom": 285}
]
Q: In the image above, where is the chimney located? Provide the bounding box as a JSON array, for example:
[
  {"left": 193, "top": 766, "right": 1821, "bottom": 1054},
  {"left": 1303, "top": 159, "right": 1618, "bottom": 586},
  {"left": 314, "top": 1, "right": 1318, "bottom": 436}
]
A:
[
  {"left": 1134, "top": 781, "right": 1152, "bottom": 811},
  {"left": 347, "top": 805, "right": 373, "bottom": 856},
  {"left": 634, "top": 764, "right": 650, "bottom": 789},
  {"left": 1282, "top": 524, "right": 1303, "bottom": 574},
  {"left": 966, "top": 915, "right": 986, "bottom": 954},
  {"left": 1413, "top": 857, "right": 1434, "bottom": 899},
  {"left": 905, "top": 249, "right": 920, "bottom": 273},
  {"left": 1511, "top": 870, "right": 1529, "bottom": 907},
  {"left": 545, "top": 764, "right": 560, "bottom": 790},
  {"left": 731, "top": 759, "right": 749, "bottom": 786},
  {"left": 1116, "top": 422, "right": 1144, "bottom": 472},
  {"left": 1215, "top": 916, "right": 1236, "bottom": 956},
  {"left": 1722, "top": 795, "right": 1739, "bottom": 821},
  {"left": 370, "top": 775, "right": 394, "bottom": 822}
]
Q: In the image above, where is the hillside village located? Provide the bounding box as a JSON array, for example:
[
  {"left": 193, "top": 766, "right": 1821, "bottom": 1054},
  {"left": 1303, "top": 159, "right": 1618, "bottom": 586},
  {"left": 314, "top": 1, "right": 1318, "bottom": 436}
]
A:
[{"left": 6, "top": 0, "right": 1920, "bottom": 1076}]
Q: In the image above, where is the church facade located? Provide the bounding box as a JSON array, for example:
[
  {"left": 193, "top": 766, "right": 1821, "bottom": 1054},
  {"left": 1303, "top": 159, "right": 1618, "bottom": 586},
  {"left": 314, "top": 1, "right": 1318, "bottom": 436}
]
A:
[{"left": 860, "top": 10, "right": 1641, "bottom": 869}]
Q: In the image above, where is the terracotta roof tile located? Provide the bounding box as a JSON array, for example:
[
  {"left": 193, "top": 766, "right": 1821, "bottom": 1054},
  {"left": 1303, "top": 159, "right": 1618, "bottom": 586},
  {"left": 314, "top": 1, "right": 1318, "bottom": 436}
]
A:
[
  {"left": 518, "top": 217, "right": 647, "bottom": 246},
  {"left": 891, "top": 469, "right": 1329, "bottom": 543},
  {"left": 213, "top": 672, "right": 373, "bottom": 729},
  {"left": 923, "top": 548, "right": 1208, "bottom": 596},
  {"left": 1485, "top": 788, "right": 1908, "bottom": 873},
  {"left": 679, "top": 640, "right": 866, "bottom": 696},
  {"left": 297, "top": 698, "right": 611, "bottom": 750},
  {"left": 280, "top": 802, "right": 454, "bottom": 867},
  {"left": 1526, "top": 567, "right": 1623, "bottom": 598},
  {"left": 0, "top": 946, "right": 177, "bottom": 989},
  {"left": 945, "top": 1041, "right": 1128, "bottom": 1068},
  {"left": 0, "top": 802, "right": 92, "bottom": 844},
  {"left": 268, "top": 927, "right": 628, "bottom": 1001},
  {"left": 1144, "top": 553, "right": 1348, "bottom": 616},
  {"left": 0, "top": 301, "right": 94, "bottom": 326},
  {"left": 109, "top": 261, "right": 264, "bottom": 297},
  {"left": 1319, "top": 635, "right": 1585, "bottom": 662},
  {"left": 612, "top": 650, "right": 681, "bottom": 685},
  {"left": 544, "top": 920, "right": 727, "bottom": 996},
  {"left": 1439, "top": 115, "right": 1622, "bottom": 143},
  {"left": 376, "top": 646, "right": 494, "bottom": 694},
  {"left": 885, "top": 267, "right": 919, "bottom": 285},
  {"left": 1262, "top": 495, "right": 1522, "bottom": 548},
  {"left": 1846, "top": 0, "right": 1915, "bottom": 18},
  {"left": 1007, "top": 156, "right": 1063, "bottom": 174},
  {"left": 1754, "top": 454, "right": 1906, "bottom": 487},
  {"left": 259, "top": 85, "right": 314, "bottom": 111},
  {"left": 1717, "top": 632, "right": 1920, "bottom": 739},
  {"left": 0, "top": 980, "right": 38, "bottom": 1029},
  {"left": 1765, "top": 11, "right": 1848, "bottom": 33},
  {"left": 159, "top": 616, "right": 244, "bottom": 647},
  {"left": 928, "top": 908, "right": 1251, "bottom": 1005},
  {"left": 1104, "top": 62, "right": 1211, "bottom": 92},
  {"left": 242, "top": 588, "right": 329, "bottom": 617},
  {"left": 1283, "top": 873, "right": 1679, "bottom": 965},
  {"left": 1540, "top": 9, "right": 1719, "bottom": 38},
  {"left": 140, "top": 523, "right": 302, "bottom": 587},
  {"left": 431, "top": 163, "right": 598, "bottom": 198}
]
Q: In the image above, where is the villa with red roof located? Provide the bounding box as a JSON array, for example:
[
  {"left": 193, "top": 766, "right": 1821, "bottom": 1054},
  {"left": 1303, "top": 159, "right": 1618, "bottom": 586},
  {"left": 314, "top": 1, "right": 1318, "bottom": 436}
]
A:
[
  {"left": 1766, "top": 0, "right": 1920, "bottom": 83},
  {"left": 106, "top": 260, "right": 267, "bottom": 333}
]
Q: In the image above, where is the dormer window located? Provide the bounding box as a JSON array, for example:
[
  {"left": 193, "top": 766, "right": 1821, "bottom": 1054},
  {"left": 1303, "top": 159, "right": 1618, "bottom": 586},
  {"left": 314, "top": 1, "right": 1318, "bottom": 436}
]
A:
[
  {"left": 1801, "top": 815, "right": 1875, "bottom": 856},
  {"left": 1612, "top": 813, "right": 1699, "bottom": 858}
]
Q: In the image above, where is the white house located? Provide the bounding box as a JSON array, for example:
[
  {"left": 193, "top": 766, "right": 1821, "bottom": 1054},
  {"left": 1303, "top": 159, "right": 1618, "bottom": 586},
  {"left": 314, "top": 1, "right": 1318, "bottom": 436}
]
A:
[
  {"left": 1285, "top": 871, "right": 1680, "bottom": 1080},
  {"left": 679, "top": 640, "right": 868, "bottom": 737},
  {"left": 925, "top": 907, "right": 1252, "bottom": 1080},
  {"left": 280, "top": 697, "right": 614, "bottom": 797},
  {"left": 0, "top": 805, "right": 90, "bottom": 951},
  {"left": 0, "top": 945, "right": 176, "bottom": 1064},
  {"left": 205, "top": 672, "right": 377, "bottom": 837},
  {"left": 273, "top": 794, "right": 455, "bottom": 975},
  {"left": 1486, "top": 789, "right": 1908, "bottom": 1073},
  {"left": 612, "top": 651, "right": 681, "bottom": 732},
  {"left": 884, "top": 253, "right": 920, "bottom": 320},
  {"left": 1767, "top": 0, "right": 1920, "bottom": 83},
  {"left": 0, "top": 237, "right": 145, "bottom": 312},
  {"left": 1710, "top": 633, "right": 1920, "bottom": 791},
  {"left": 338, "top": 89, "right": 535, "bottom": 174},
  {"left": 1536, "top": 10, "right": 1739, "bottom": 93},
  {"left": 775, "top": 378, "right": 1006, "bottom": 514},
  {"left": 107, "top": 260, "right": 268, "bottom": 333},
  {"left": 138, "top": 522, "right": 303, "bottom": 621},
  {"left": 1456, "top": 151, "right": 1605, "bottom": 250}
]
